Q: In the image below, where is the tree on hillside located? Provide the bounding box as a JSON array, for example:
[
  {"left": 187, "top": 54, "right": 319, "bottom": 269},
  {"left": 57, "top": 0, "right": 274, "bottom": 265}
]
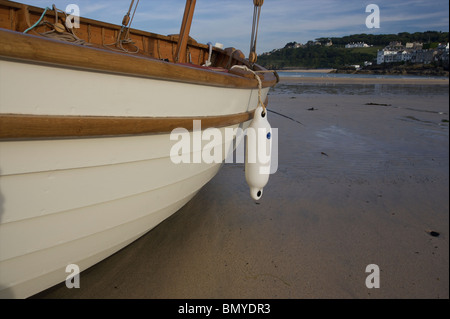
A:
[{"left": 258, "top": 31, "right": 449, "bottom": 69}]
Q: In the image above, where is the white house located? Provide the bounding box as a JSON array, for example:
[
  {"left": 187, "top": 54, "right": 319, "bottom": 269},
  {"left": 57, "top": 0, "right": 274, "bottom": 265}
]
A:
[
  {"left": 377, "top": 48, "right": 432, "bottom": 65},
  {"left": 377, "top": 49, "right": 397, "bottom": 64},
  {"left": 345, "top": 42, "right": 370, "bottom": 49}
]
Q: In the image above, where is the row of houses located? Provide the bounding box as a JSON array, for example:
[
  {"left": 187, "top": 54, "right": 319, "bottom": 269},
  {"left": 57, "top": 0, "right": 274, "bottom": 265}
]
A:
[
  {"left": 262, "top": 39, "right": 331, "bottom": 55},
  {"left": 377, "top": 42, "right": 449, "bottom": 65},
  {"left": 286, "top": 40, "right": 334, "bottom": 48},
  {"left": 345, "top": 42, "right": 371, "bottom": 48}
]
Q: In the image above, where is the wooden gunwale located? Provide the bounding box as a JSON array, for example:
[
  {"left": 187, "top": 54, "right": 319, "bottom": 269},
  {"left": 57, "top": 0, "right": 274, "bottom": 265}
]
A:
[
  {"left": 0, "top": 1, "right": 276, "bottom": 140},
  {"left": 0, "top": 0, "right": 278, "bottom": 88},
  {"left": 0, "top": 111, "right": 254, "bottom": 139},
  {"left": 0, "top": 29, "right": 277, "bottom": 89}
]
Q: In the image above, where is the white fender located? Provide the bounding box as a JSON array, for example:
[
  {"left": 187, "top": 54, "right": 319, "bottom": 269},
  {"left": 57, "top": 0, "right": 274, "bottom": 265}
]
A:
[{"left": 245, "top": 106, "right": 272, "bottom": 200}]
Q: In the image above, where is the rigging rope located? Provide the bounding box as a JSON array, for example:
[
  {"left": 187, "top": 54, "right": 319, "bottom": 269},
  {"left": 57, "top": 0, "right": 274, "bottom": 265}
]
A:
[
  {"left": 23, "top": 5, "right": 89, "bottom": 45},
  {"left": 249, "top": 0, "right": 263, "bottom": 65},
  {"left": 23, "top": 6, "right": 50, "bottom": 34},
  {"left": 104, "top": 0, "right": 140, "bottom": 53}
]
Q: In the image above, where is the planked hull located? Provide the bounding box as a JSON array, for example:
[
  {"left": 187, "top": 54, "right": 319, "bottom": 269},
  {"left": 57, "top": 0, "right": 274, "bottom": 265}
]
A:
[
  {"left": 0, "top": 0, "right": 277, "bottom": 298},
  {"left": 0, "top": 133, "right": 224, "bottom": 298},
  {"left": 0, "top": 59, "right": 262, "bottom": 298}
]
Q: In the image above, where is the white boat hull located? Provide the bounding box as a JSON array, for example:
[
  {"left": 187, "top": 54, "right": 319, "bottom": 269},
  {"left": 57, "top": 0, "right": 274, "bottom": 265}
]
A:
[
  {"left": 0, "top": 59, "right": 268, "bottom": 298},
  {"left": 0, "top": 60, "right": 262, "bottom": 118}
]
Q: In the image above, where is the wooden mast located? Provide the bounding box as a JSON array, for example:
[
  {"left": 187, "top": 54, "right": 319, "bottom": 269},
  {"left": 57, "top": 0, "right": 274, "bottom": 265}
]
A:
[{"left": 174, "top": 0, "right": 196, "bottom": 63}]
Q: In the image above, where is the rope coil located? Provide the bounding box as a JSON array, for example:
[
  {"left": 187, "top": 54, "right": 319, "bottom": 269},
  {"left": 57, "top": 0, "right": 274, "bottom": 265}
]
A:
[
  {"left": 104, "top": 0, "right": 140, "bottom": 53},
  {"left": 23, "top": 5, "right": 88, "bottom": 45}
]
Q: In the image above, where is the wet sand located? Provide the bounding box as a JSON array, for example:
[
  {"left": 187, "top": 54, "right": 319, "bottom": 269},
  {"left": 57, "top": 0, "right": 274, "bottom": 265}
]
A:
[{"left": 33, "top": 77, "right": 449, "bottom": 299}]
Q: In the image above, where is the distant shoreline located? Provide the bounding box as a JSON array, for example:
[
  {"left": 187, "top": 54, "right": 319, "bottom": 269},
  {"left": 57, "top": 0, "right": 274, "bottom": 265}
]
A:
[
  {"left": 278, "top": 76, "right": 450, "bottom": 85},
  {"left": 276, "top": 67, "right": 449, "bottom": 77},
  {"left": 278, "top": 69, "right": 336, "bottom": 73}
]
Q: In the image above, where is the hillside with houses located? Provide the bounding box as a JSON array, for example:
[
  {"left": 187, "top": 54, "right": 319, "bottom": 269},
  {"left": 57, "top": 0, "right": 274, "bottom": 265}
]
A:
[
  {"left": 257, "top": 31, "right": 449, "bottom": 76},
  {"left": 376, "top": 41, "right": 449, "bottom": 65}
]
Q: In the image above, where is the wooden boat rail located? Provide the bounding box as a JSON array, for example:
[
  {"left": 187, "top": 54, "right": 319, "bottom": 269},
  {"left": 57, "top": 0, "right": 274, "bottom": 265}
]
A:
[
  {"left": 0, "top": 112, "right": 254, "bottom": 139},
  {"left": 0, "top": 0, "right": 278, "bottom": 88},
  {"left": 1, "top": 0, "right": 208, "bottom": 61},
  {"left": 0, "top": 1, "right": 278, "bottom": 140}
]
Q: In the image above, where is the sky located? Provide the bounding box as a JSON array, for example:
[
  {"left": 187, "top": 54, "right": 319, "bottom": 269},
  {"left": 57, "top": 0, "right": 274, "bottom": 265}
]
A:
[{"left": 22, "top": 0, "right": 449, "bottom": 56}]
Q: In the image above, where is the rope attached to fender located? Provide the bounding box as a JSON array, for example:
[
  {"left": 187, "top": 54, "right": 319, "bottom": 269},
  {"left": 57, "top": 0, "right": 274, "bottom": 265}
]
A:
[{"left": 230, "top": 65, "right": 266, "bottom": 116}]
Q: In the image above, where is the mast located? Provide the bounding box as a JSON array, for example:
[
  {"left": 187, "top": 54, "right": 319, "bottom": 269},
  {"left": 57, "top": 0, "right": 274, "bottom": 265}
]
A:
[
  {"left": 249, "top": 0, "right": 264, "bottom": 65},
  {"left": 174, "top": 0, "right": 197, "bottom": 63}
]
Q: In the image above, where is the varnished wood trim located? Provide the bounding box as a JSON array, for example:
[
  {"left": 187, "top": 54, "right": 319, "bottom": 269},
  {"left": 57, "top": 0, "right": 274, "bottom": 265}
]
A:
[
  {"left": 0, "top": 29, "right": 278, "bottom": 89},
  {"left": 0, "top": 0, "right": 278, "bottom": 86},
  {"left": 0, "top": 111, "right": 254, "bottom": 139}
]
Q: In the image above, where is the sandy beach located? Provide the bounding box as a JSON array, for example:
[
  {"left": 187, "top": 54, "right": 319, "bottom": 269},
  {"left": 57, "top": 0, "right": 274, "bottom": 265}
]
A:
[{"left": 33, "top": 76, "right": 449, "bottom": 299}]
